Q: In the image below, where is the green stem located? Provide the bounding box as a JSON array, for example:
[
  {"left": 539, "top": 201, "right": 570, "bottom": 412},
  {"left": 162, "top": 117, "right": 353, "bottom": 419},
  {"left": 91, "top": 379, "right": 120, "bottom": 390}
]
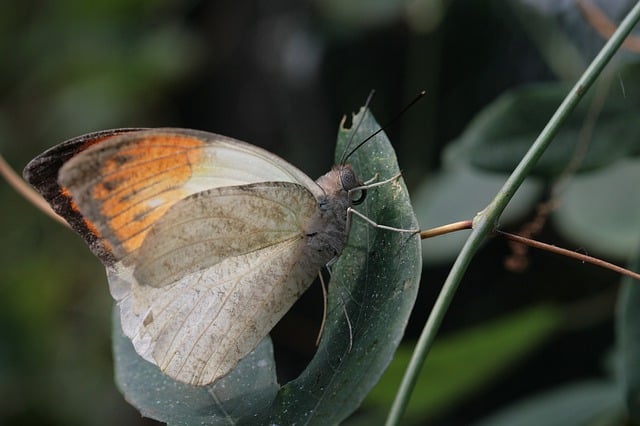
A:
[{"left": 385, "top": 2, "right": 640, "bottom": 425}]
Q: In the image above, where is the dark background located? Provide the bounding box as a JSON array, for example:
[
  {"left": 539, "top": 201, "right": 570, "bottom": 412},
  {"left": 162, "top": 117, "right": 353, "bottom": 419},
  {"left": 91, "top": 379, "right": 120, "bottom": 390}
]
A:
[{"left": 1, "top": 0, "right": 636, "bottom": 425}]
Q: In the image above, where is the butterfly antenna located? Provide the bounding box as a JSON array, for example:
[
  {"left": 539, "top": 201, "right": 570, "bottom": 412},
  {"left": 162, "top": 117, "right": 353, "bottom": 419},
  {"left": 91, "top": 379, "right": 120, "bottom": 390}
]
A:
[
  {"left": 339, "top": 90, "right": 376, "bottom": 165},
  {"left": 342, "top": 90, "right": 426, "bottom": 164}
]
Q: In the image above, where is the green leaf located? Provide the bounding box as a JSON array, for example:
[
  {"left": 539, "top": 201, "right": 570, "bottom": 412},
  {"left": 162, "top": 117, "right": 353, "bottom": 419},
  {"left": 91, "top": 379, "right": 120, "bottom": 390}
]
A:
[
  {"left": 552, "top": 158, "right": 640, "bottom": 260},
  {"left": 261, "top": 108, "right": 422, "bottom": 423},
  {"left": 111, "top": 109, "right": 422, "bottom": 424},
  {"left": 112, "top": 309, "right": 279, "bottom": 425},
  {"left": 363, "top": 305, "right": 561, "bottom": 423},
  {"left": 507, "top": 0, "right": 640, "bottom": 81},
  {"left": 447, "top": 63, "right": 640, "bottom": 177},
  {"left": 475, "top": 381, "right": 622, "bottom": 426},
  {"left": 616, "top": 248, "right": 640, "bottom": 421}
]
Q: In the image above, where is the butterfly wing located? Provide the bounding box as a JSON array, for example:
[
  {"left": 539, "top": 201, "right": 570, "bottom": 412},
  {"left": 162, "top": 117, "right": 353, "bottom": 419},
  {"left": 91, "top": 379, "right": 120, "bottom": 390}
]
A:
[
  {"left": 24, "top": 128, "right": 323, "bottom": 264},
  {"left": 110, "top": 182, "right": 324, "bottom": 385},
  {"left": 24, "top": 128, "right": 329, "bottom": 385}
]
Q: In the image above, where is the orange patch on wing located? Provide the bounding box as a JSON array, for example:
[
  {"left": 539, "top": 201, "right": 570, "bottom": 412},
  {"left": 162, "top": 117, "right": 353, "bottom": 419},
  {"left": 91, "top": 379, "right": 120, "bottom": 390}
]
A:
[
  {"left": 60, "top": 187, "right": 77, "bottom": 210},
  {"left": 92, "top": 135, "right": 205, "bottom": 254}
]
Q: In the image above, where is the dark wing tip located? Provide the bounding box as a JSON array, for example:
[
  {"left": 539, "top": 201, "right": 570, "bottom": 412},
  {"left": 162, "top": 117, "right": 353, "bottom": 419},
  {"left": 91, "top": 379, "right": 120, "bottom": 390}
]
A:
[{"left": 23, "top": 128, "right": 147, "bottom": 265}]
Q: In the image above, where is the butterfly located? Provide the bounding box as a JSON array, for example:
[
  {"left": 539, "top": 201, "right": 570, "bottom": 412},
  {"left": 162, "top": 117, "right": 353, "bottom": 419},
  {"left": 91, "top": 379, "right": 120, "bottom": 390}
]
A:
[{"left": 23, "top": 126, "right": 392, "bottom": 386}]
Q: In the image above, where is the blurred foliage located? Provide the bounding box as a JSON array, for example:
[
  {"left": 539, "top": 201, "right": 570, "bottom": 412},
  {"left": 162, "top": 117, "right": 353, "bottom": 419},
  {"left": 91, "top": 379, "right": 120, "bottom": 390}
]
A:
[
  {"left": 617, "top": 251, "right": 640, "bottom": 423},
  {"left": 359, "top": 305, "right": 562, "bottom": 424},
  {"left": 474, "top": 381, "right": 623, "bottom": 426},
  {"left": 2, "top": 0, "right": 640, "bottom": 424}
]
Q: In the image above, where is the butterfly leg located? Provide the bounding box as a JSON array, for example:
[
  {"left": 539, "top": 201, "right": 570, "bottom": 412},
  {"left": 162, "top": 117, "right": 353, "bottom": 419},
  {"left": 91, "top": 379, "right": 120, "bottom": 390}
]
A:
[
  {"left": 351, "top": 172, "right": 402, "bottom": 193},
  {"left": 341, "top": 298, "right": 354, "bottom": 353},
  {"left": 361, "top": 173, "right": 379, "bottom": 186},
  {"left": 315, "top": 271, "right": 329, "bottom": 346},
  {"left": 315, "top": 268, "right": 354, "bottom": 353},
  {"left": 346, "top": 172, "right": 420, "bottom": 234},
  {"left": 347, "top": 208, "right": 420, "bottom": 234}
]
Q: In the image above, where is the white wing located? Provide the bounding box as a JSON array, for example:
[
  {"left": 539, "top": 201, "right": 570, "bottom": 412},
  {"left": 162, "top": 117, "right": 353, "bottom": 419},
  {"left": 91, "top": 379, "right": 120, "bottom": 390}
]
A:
[{"left": 108, "top": 182, "right": 325, "bottom": 385}]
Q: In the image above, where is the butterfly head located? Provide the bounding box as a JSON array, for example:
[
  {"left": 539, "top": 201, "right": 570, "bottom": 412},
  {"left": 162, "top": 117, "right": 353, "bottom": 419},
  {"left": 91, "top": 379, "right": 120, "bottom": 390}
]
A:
[{"left": 315, "top": 164, "right": 366, "bottom": 208}]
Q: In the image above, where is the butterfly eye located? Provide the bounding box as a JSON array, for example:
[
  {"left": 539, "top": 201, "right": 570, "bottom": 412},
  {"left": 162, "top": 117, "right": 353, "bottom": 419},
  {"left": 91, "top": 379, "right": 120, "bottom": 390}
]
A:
[
  {"left": 339, "top": 166, "right": 359, "bottom": 190},
  {"left": 351, "top": 188, "right": 366, "bottom": 205},
  {"left": 338, "top": 165, "right": 365, "bottom": 204}
]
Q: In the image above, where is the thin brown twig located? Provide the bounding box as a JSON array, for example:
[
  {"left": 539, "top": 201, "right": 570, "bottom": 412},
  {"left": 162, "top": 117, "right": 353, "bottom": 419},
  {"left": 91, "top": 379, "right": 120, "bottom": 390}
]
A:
[
  {"left": 0, "top": 154, "right": 68, "bottom": 227},
  {"left": 419, "top": 219, "right": 640, "bottom": 282},
  {"left": 419, "top": 220, "right": 473, "bottom": 239},
  {"left": 497, "top": 229, "right": 640, "bottom": 282}
]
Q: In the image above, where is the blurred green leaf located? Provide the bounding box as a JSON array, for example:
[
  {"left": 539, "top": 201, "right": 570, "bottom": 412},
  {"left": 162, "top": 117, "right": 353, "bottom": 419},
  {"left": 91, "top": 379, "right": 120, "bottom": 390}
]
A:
[
  {"left": 508, "top": 0, "right": 587, "bottom": 80},
  {"left": 0, "top": 0, "right": 200, "bottom": 145},
  {"left": 447, "top": 63, "right": 640, "bottom": 177},
  {"left": 552, "top": 158, "right": 640, "bottom": 260},
  {"left": 616, "top": 248, "right": 640, "bottom": 421},
  {"left": 475, "top": 381, "right": 622, "bottom": 426},
  {"left": 510, "top": 0, "right": 640, "bottom": 80},
  {"left": 362, "top": 304, "right": 561, "bottom": 423}
]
